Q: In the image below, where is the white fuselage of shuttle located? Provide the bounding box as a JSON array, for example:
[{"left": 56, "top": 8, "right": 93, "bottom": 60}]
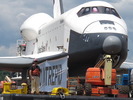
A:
[{"left": 20, "top": 1, "right": 128, "bottom": 76}]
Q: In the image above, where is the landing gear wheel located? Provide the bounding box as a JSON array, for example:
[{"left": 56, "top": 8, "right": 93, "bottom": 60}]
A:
[
  {"left": 84, "top": 83, "right": 92, "bottom": 96},
  {"left": 75, "top": 84, "right": 84, "bottom": 95}
]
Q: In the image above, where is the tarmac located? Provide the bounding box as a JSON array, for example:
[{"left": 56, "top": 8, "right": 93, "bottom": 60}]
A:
[{"left": 0, "top": 94, "right": 133, "bottom": 100}]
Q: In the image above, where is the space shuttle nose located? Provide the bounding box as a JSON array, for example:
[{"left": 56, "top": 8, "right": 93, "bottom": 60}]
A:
[{"left": 103, "top": 36, "right": 122, "bottom": 54}]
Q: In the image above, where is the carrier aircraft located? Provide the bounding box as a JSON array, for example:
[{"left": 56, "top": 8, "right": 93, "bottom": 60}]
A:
[{"left": 0, "top": 0, "right": 128, "bottom": 77}]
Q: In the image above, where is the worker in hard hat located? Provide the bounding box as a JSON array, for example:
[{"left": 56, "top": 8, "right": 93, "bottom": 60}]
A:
[{"left": 29, "top": 60, "right": 41, "bottom": 94}]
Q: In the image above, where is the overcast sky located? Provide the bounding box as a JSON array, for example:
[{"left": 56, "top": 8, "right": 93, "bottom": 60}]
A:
[{"left": 0, "top": 0, "right": 132, "bottom": 62}]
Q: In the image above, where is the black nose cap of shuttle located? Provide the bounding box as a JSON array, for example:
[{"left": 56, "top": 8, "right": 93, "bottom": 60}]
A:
[{"left": 103, "top": 36, "right": 122, "bottom": 54}]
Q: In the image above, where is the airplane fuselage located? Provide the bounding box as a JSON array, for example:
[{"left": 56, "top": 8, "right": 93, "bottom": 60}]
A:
[{"left": 20, "top": 1, "right": 128, "bottom": 76}]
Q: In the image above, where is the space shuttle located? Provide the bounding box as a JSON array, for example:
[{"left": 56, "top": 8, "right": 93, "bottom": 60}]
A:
[{"left": 0, "top": 0, "right": 128, "bottom": 77}]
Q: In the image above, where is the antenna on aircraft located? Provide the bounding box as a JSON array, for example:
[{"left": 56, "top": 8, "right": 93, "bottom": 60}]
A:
[{"left": 53, "top": 0, "right": 64, "bottom": 18}]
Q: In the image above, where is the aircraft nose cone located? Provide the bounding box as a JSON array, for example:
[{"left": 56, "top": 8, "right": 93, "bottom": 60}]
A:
[{"left": 103, "top": 36, "right": 122, "bottom": 54}]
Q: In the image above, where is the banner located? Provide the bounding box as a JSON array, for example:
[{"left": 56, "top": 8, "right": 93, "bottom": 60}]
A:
[{"left": 39, "top": 56, "right": 68, "bottom": 92}]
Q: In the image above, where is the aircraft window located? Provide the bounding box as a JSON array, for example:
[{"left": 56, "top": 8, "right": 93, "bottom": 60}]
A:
[
  {"left": 77, "top": 6, "right": 120, "bottom": 18},
  {"left": 77, "top": 7, "right": 90, "bottom": 17},
  {"left": 77, "top": 7, "right": 85, "bottom": 17},
  {"left": 111, "top": 8, "right": 120, "bottom": 18},
  {"left": 92, "top": 7, "right": 98, "bottom": 13},
  {"left": 83, "top": 7, "right": 90, "bottom": 15},
  {"left": 105, "top": 7, "right": 110, "bottom": 14},
  {"left": 77, "top": 7, "right": 99, "bottom": 17}
]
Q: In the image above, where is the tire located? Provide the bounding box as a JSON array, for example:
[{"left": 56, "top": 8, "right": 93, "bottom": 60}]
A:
[
  {"left": 84, "top": 83, "right": 92, "bottom": 96},
  {"left": 117, "top": 85, "right": 129, "bottom": 94},
  {"left": 75, "top": 84, "right": 84, "bottom": 95}
]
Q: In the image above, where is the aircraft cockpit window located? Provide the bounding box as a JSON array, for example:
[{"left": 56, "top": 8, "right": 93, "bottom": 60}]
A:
[
  {"left": 77, "top": 7, "right": 90, "bottom": 17},
  {"left": 77, "top": 6, "right": 121, "bottom": 18},
  {"left": 111, "top": 8, "right": 120, "bottom": 18},
  {"left": 77, "top": 7, "right": 99, "bottom": 17},
  {"left": 84, "top": 7, "right": 90, "bottom": 14},
  {"left": 77, "top": 7, "right": 85, "bottom": 17},
  {"left": 104, "top": 7, "right": 120, "bottom": 18},
  {"left": 105, "top": 7, "right": 110, "bottom": 14},
  {"left": 92, "top": 7, "right": 98, "bottom": 13}
]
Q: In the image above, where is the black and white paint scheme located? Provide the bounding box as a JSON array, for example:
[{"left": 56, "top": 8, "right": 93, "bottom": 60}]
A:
[{"left": 0, "top": 0, "right": 128, "bottom": 77}]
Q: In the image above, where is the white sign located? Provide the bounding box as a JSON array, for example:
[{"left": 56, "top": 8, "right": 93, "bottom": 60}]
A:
[{"left": 39, "top": 56, "right": 68, "bottom": 92}]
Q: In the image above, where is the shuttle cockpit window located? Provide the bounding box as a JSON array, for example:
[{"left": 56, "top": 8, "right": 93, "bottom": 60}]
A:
[
  {"left": 92, "top": 7, "right": 98, "bottom": 13},
  {"left": 105, "top": 7, "right": 110, "bottom": 14},
  {"left": 77, "top": 7, "right": 90, "bottom": 17},
  {"left": 84, "top": 7, "right": 90, "bottom": 14},
  {"left": 77, "top": 6, "right": 121, "bottom": 18},
  {"left": 111, "top": 8, "right": 120, "bottom": 18},
  {"left": 77, "top": 7, "right": 99, "bottom": 17},
  {"left": 104, "top": 7, "right": 120, "bottom": 18}
]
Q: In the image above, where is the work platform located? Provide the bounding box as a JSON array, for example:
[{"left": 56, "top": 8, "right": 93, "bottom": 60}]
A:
[{"left": 0, "top": 94, "right": 132, "bottom": 100}]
